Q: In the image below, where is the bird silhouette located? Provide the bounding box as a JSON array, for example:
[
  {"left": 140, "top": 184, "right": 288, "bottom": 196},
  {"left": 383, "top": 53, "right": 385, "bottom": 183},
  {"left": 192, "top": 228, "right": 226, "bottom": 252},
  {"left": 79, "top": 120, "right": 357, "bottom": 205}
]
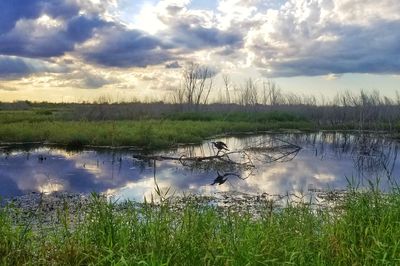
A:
[{"left": 211, "top": 141, "right": 229, "bottom": 154}]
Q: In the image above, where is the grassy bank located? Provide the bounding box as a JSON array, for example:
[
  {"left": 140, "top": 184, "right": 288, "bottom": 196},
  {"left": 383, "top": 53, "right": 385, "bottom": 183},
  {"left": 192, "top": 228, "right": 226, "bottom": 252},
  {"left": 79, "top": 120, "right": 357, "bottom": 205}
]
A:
[
  {"left": 1, "top": 189, "right": 400, "bottom": 265},
  {"left": 0, "top": 109, "right": 313, "bottom": 149},
  {"left": 1, "top": 105, "right": 399, "bottom": 149}
]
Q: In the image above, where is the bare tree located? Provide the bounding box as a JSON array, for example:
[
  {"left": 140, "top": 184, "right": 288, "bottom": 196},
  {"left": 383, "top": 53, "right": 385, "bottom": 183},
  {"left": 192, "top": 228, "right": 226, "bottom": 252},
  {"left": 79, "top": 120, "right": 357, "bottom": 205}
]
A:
[
  {"left": 182, "top": 62, "right": 214, "bottom": 107},
  {"left": 262, "top": 80, "right": 268, "bottom": 105},
  {"left": 265, "top": 80, "right": 283, "bottom": 106},
  {"left": 238, "top": 78, "right": 258, "bottom": 106},
  {"left": 285, "top": 92, "right": 302, "bottom": 105},
  {"left": 222, "top": 74, "right": 231, "bottom": 104},
  {"left": 171, "top": 86, "right": 185, "bottom": 104}
]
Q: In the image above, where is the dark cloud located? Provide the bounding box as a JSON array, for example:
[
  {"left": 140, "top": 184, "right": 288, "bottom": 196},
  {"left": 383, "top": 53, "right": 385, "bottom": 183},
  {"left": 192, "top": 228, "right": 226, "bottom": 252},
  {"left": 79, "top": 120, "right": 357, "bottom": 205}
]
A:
[
  {"left": 0, "top": 0, "right": 176, "bottom": 69},
  {"left": 259, "top": 20, "right": 400, "bottom": 77},
  {"left": 0, "top": 57, "right": 32, "bottom": 78},
  {"left": 0, "top": 30, "right": 73, "bottom": 58},
  {"left": 170, "top": 24, "right": 243, "bottom": 50},
  {"left": 0, "top": 56, "right": 67, "bottom": 79},
  {"left": 0, "top": 0, "right": 79, "bottom": 34},
  {"left": 66, "top": 16, "right": 108, "bottom": 43},
  {"left": 81, "top": 18, "right": 242, "bottom": 68},
  {"left": 82, "top": 27, "right": 173, "bottom": 67},
  {"left": 0, "top": 0, "right": 104, "bottom": 59},
  {"left": 0, "top": 0, "right": 41, "bottom": 34},
  {"left": 0, "top": 15, "right": 106, "bottom": 58},
  {"left": 41, "top": 0, "right": 79, "bottom": 19},
  {"left": 83, "top": 74, "right": 111, "bottom": 89}
]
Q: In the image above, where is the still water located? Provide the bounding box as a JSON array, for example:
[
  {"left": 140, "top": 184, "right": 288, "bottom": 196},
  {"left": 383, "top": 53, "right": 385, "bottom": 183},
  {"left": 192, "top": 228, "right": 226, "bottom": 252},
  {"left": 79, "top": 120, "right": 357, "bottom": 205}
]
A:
[{"left": 0, "top": 132, "right": 399, "bottom": 201}]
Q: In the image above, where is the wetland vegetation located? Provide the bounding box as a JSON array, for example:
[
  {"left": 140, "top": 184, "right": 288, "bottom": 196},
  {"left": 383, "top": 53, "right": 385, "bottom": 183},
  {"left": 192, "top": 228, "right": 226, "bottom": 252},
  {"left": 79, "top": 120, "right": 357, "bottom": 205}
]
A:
[
  {"left": 1, "top": 89, "right": 400, "bottom": 150},
  {"left": 1, "top": 187, "right": 400, "bottom": 265}
]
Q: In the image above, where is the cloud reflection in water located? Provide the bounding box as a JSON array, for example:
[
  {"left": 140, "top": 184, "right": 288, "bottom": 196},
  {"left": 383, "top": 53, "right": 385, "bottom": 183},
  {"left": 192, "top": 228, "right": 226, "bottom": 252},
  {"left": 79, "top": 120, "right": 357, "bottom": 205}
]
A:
[{"left": 0, "top": 133, "right": 399, "bottom": 200}]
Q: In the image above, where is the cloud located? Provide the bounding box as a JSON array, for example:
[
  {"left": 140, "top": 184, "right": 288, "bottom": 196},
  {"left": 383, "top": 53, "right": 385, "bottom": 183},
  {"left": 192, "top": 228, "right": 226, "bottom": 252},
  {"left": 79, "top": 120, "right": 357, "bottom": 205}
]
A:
[
  {"left": 0, "top": 85, "right": 18, "bottom": 91},
  {"left": 0, "top": 0, "right": 107, "bottom": 59},
  {"left": 169, "top": 23, "right": 242, "bottom": 50},
  {"left": 0, "top": 0, "right": 237, "bottom": 71},
  {"left": 165, "top": 61, "right": 181, "bottom": 68},
  {"left": 0, "top": 0, "right": 79, "bottom": 34},
  {"left": 331, "top": 0, "right": 400, "bottom": 25},
  {"left": 37, "top": 67, "right": 118, "bottom": 89},
  {"left": 156, "top": 0, "right": 243, "bottom": 51},
  {"left": 81, "top": 26, "right": 174, "bottom": 67},
  {"left": 0, "top": 14, "right": 107, "bottom": 58},
  {"left": 0, "top": 56, "right": 68, "bottom": 79},
  {"left": 1, "top": 0, "right": 400, "bottom": 86},
  {"left": 245, "top": 0, "right": 400, "bottom": 77},
  {"left": 83, "top": 74, "right": 111, "bottom": 89},
  {"left": 66, "top": 16, "right": 108, "bottom": 43},
  {"left": 0, "top": 57, "right": 32, "bottom": 78}
]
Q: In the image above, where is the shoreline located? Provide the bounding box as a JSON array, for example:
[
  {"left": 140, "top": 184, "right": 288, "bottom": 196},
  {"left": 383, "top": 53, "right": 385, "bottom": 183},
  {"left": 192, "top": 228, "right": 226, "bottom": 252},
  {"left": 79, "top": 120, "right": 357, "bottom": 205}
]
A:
[
  {"left": 2, "top": 189, "right": 347, "bottom": 225},
  {"left": 0, "top": 128, "right": 397, "bottom": 153}
]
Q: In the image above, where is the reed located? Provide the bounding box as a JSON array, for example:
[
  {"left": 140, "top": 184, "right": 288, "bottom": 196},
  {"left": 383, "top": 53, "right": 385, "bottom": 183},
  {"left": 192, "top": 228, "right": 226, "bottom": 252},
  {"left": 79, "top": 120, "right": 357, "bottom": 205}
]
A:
[{"left": 1, "top": 188, "right": 400, "bottom": 265}]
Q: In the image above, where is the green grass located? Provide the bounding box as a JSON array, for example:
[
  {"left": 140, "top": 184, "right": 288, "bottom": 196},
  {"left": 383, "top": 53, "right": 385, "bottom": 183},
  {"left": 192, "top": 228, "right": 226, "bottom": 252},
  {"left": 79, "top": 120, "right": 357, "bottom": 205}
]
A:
[
  {"left": 0, "top": 110, "right": 57, "bottom": 124},
  {"left": 0, "top": 119, "right": 313, "bottom": 149},
  {"left": 2, "top": 107, "right": 399, "bottom": 149},
  {"left": 2, "top": 189, "right": 400, "bottom": 265}
]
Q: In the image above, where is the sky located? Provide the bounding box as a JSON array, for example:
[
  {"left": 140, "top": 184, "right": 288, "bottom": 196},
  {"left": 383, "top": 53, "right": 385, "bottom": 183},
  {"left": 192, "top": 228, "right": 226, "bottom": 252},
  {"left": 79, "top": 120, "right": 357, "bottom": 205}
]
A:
[{"left": 0, "top": 0, "right": 400, "bottom": 102}]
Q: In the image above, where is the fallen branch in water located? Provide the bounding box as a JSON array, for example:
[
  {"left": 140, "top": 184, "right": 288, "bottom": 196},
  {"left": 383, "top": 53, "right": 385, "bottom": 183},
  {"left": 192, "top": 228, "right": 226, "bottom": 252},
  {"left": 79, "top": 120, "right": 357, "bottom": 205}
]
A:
[
  {"left": 133, "top": 150, "right": 254, "bottom": 167},
  {"left": 133, "top": 153, "right": 230, "bottom": 162},
  {"left": 132, "top": 137, "right": 302, "bottom": 184}
]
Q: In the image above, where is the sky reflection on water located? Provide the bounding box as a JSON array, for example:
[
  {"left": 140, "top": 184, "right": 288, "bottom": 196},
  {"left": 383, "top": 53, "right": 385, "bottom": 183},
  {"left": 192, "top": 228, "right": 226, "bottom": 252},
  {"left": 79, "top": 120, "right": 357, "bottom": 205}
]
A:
[{"left": 0, "top": 132, "right": 399, "bottom": 201}]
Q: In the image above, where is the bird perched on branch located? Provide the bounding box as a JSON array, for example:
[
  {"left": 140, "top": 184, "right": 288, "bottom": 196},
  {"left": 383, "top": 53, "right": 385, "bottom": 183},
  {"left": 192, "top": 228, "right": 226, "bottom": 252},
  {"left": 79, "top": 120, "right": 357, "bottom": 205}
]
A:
[{"left": 211, "top": 141, "right": 229, "bottom": 154}]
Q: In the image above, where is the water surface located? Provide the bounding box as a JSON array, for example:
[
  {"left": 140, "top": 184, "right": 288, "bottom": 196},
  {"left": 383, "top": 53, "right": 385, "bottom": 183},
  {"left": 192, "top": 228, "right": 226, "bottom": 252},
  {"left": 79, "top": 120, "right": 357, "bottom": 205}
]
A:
[{"left": 1, "top": 132, "right": 399, "bottom": 201}]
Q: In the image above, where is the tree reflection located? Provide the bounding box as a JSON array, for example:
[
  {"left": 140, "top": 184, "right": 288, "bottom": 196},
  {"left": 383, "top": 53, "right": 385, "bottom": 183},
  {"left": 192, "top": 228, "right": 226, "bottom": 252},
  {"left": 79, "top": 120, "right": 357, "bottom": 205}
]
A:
[{"left": 134, "top": 137, "right": 302, "bottom": 187}]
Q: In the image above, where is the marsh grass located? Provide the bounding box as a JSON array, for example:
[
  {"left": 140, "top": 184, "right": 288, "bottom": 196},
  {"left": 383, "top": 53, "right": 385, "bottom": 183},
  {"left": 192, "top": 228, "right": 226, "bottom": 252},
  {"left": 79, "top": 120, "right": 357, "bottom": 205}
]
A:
[
  {"left": 0, "top": 119, "right": 312, "bottom": 149},
  {"left": 1, "top": 105, "right": 398, "bottom": 148},
  {"left": 1, "top": 188, "right": 400, "bottom": 265}
]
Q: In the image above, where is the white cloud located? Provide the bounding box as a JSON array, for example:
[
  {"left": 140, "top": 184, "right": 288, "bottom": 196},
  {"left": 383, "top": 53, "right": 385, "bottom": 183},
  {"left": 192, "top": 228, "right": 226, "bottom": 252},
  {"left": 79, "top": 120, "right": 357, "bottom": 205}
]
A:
[
  {"left": 132, "top": 2, "right": 166, "bottom": 34},
  {"left": 242, "top": 0, "right": 400, "bottom": 77},
  {"left": 332, "top": 0, "right": 400, "bottom": 25}
]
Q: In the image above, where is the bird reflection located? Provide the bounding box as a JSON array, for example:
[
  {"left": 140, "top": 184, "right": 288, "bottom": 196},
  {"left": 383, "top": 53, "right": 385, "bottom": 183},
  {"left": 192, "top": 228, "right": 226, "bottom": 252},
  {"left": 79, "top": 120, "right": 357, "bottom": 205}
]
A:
[
  {"left": 211, "top": 172, "right": 229, "bottom": 185},
  {"left": 211, "top": 171, "right": 242, "bottom": 186}
]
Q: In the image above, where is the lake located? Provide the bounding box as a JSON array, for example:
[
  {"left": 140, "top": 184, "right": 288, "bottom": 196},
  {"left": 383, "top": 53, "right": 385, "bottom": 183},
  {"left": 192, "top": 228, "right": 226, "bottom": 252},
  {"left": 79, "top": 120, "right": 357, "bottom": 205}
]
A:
[{"left": 1, "top": 132, "right": 399, "bottom": 201}]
